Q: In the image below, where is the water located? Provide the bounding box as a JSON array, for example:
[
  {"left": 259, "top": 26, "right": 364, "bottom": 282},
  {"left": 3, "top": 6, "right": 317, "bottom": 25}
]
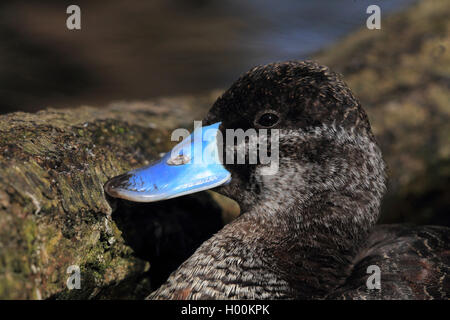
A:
[{"left": 0, "top": 0, "right": 417, "bottom": 113}]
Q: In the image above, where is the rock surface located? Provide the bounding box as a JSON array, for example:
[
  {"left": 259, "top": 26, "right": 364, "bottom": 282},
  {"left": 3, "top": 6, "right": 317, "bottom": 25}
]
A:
[
  {"left": 315, "top": 0, "right": 449, "bottom": 226},
  {"left": 0, "top": 96, "right": 227, "bottom": 299}
]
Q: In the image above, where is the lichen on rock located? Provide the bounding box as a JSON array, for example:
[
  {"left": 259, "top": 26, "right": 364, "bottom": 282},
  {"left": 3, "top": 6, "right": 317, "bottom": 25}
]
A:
[{"left": 0, "top": 97, "right": 224, "bottom": 299}]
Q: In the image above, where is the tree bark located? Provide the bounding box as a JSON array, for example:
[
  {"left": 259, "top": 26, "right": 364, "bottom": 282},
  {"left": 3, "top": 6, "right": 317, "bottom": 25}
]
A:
[{"left": 0, "top": 95, "right": 233, "bottom": 299}]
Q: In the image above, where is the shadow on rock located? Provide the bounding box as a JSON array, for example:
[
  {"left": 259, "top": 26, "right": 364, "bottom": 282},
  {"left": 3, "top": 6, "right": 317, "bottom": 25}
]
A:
[{"left": 108, "top": 192, "right": 224, "bottom": 289}]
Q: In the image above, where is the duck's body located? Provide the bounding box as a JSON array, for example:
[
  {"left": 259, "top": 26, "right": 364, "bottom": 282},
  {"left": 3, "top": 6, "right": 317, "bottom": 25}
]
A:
[
  {"left": 105, "top": 61, "right": 449, "bottom": 300},
  {"left": 149, "top": 224, "right": 449, "bottom": 300},
  {"left": 330, "top": 224, "right": 449, "bottom": 299}
]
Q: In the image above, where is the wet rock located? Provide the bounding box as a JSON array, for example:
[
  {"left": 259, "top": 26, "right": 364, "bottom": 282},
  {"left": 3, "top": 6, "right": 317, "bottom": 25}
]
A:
[
  {"left": 315, "top": 0, "right": 450, "bottom": 226},
  {"left": 0, "top": 97, "right": 228, "bottom": 299}
]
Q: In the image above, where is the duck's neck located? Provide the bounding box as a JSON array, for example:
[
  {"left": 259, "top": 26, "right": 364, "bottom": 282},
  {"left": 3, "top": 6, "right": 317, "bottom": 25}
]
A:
[
  {"left": 229, "top": 189, "right": 377, "bottom": 299},
  {"left": 150, "top": 189, "right": 380, "bottom": 299}
]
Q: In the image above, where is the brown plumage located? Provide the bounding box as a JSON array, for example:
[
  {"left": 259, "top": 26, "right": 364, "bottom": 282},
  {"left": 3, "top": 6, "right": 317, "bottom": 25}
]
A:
[{"left": 144, "top": 61, "right": 449, "bottom": 299}]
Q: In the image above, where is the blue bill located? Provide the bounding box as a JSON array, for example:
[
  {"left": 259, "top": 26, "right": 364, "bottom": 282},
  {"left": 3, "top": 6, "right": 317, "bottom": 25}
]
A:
[{"left": 104, "top": 122, "right": 231, "bottom": 202}]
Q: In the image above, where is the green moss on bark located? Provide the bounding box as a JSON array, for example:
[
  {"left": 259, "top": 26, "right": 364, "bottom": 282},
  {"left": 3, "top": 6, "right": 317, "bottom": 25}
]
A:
[{"left": 0, "top": 97, "right": 219, "bottom": 299}]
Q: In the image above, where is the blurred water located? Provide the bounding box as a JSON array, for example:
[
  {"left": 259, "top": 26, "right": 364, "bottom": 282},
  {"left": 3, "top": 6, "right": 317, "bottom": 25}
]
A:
[{"left": 0, "top": 0, "right": 417, "bottom": 113}]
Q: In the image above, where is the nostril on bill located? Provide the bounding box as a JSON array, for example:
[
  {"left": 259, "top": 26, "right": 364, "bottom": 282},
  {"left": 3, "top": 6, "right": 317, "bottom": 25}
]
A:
[{"left": 166, "top": 153, "right": 190, "bottom": 166}]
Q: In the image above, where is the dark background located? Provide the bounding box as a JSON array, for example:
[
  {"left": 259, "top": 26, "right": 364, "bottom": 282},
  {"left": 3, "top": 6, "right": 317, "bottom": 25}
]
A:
[{"left": 0, "top": 0, "right": 415, "bottom": 113}]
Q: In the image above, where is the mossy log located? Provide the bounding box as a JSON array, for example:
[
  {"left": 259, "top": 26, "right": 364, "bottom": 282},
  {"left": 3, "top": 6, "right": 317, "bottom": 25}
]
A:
[{"left": 0, "top": 95, "right": 230, "bottom": 299}]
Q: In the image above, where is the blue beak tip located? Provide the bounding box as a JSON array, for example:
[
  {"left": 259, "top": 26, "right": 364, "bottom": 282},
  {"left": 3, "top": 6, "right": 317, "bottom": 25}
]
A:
[{"left": 104, "top": 173, "right": 133, "bottom": 199}]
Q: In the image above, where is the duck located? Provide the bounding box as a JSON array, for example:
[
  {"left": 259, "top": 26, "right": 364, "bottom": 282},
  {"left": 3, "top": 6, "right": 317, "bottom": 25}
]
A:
[{"left": 104, "top": 60, "right": 449, "bottom": 300}]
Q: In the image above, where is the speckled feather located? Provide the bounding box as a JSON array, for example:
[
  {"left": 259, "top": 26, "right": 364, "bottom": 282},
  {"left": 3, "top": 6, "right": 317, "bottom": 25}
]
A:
[
  {"left": 147, "top": 61, "right": 449, "bottom": 300},
  {"left": 329, "top": 224, "right": 449, "bottom": 299}
]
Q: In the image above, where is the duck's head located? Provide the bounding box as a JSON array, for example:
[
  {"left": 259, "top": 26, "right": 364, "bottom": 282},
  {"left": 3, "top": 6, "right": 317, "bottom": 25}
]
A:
[{"left": 105, "top": 61, "right": 386, "bottom": 234}]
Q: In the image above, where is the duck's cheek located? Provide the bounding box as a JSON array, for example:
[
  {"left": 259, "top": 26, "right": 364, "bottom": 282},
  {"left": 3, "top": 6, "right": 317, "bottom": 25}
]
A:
[
  {"left": 212, "top": 180, "right": 237, "bottom": 198},
  {"left": 104, "top": 122, "right": 231, "bottom": 203}
]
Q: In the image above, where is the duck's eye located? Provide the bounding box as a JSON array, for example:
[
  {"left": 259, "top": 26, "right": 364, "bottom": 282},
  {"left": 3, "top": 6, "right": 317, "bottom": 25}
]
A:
[{"left": 256, "top": 112, "right": 279, "bottom": 127}]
